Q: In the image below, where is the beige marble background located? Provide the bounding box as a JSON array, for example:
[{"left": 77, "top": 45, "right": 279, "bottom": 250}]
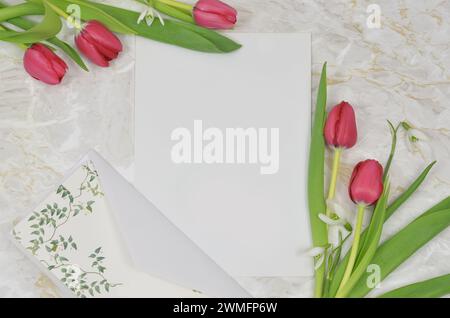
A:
[{"left": 1, "top": 0, "right": 450, "bottom": 297}]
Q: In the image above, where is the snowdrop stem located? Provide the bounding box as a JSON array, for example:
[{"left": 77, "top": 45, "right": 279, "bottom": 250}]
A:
[
  {"left": 336, "top": 204, "right": 365, "bottom": 297},
  {"left": 326, "top": 148, "right": 342, "bottom": 216}
]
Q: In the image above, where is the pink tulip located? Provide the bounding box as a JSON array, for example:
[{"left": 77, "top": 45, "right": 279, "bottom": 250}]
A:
[
  {"left": 324, "top": 101, "right": 357, "bottom": 149},
  {"left": 193, "top": 0, "right": 237, "bottom": 29},
  {"left": 23, "top": 44, "right": 68, "bottom": 85},
  {"left": 349, "top": 160, "right": 384, "bottom": 206},
  {"left": 75, "top": 20, "right": 122, "bottom": 67}
]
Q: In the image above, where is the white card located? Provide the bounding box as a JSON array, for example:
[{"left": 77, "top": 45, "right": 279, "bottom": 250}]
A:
[
  {"left": 135, "top": 33, "right": 313, "bottom": 276},
  {"left": 12, "top": 151, "right": 249, "bottom": 297}
]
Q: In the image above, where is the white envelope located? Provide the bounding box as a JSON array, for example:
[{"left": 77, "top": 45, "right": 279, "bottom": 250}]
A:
[
  {"left": 11, "top": 150, "right": 249, "bottom": 298},
  {"left": 135, "top": 33, "right": 313, "bottom": 276}
]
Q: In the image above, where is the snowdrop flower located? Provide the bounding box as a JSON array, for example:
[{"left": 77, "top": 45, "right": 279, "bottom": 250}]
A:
[
  {"left": 306, "top": 246, "right": 327, "bottom": 270},
  {"left": 323, "top": 199, "right": 353, "bottom": 232},
  {"left": 401, "top": 121, "right": 433, "bottom": 160},
  {"left": 319, "top": 213, "right": 347, "bottom": 227},
  {"left": 137, "top": 4, "right": 165, "bottom": 26}
]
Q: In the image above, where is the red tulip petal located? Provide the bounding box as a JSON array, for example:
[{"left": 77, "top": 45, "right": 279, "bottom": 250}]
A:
[
  {"left": 23, "top": 47, "right": 61, "bottom": 85},
  {"left": 324, "top": 101, "right": 357, "bottom": 148},
  {"left": 49, "top": 53, "right": 68, "bottom": 79},
  {"left": 83, "top": 20, "right": 122, "bottom": 53},
  {"left": 195, "top": 0, "right": 237, "bottom": 18},
  {"left": 349, "top": 160, "right": 383, "bottom": 206},
  {"left": 348, "top": 162, "right": 362, "bottom": 203},
  {"left": 324, "top": 105, "right": 339, "bottom": 146},
  {"left": 335, "top": 102, "right": 357, "bottom": 148},
  {"left": 83, "top": 31, "right": 119, "bottom": 61},
  {"left": 193, "top": 0, "right": 237, "bottom": 29},
  {"left": 75, "top": 33, "right": 109, "bottom": 67},
  {"left": 194, "top": 10, "right": 236, "bottom": 29}
]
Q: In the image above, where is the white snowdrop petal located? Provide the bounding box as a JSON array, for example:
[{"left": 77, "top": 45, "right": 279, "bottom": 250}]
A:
[
  {"left": 146, "top": 16, "right": 155, "bottom": 26},
  {"left": 156, "top": 10, "right": 165, "bottom": 26},
  {"left": 318, "top": 213, "right": 344, "bottom": 226},
  {"left": 137, "top": 9, "right": 148, "bottom": 24},
  {"left": 314, "top": 254, "right": 325, "bottom": 270},
  {"left": 411, "top": 129, "right": 429, "bottom": 141},
  {"left": 306, "top": 247, "right": 325, "bottom": 257}
]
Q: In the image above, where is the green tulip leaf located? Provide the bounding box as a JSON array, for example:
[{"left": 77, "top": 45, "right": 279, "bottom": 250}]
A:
[
  {"left": 385, "top": 161, "right": 436, "bottom": 220},
  {"left": 308, "top": 62, "right": 328, "bottom": 297},
  {"left": 348, "top": 208, "right": 450, "bottom": 298},
  {"left": 378, "top": 274, "right": 450, "bottom": 298},
  {"left": 0, "top": 1, "right": 61, "bottom": 44},
  {"left": 356, "top": 183, "right": 391, "bottom": 265},
  {"left": 167, "top": 20, "right": 241, "bottom": 53}
]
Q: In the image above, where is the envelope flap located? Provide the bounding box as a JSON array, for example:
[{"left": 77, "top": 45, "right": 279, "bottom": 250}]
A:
[{"left": 88, "top": 151, "right": 249, "bottom": 297}]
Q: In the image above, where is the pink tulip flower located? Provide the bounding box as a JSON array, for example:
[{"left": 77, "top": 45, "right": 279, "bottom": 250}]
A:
[
  {"left": 193, "top": 0, "right": 237, "bottom": 29},
  {"left": 349, "top": 159, "right": 384, "bottom": 206},
  {"left": 23, "top": 44, "right": 68, "bottom": 85},
  {"left": 324, "top": 101, "right": 357, "bottom": 149},
  {"left": 75, "top": 20, "right": 123, "bottom": 67}
]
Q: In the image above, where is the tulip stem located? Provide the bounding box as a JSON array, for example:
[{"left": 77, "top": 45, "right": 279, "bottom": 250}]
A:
[
  {"left": 336, "top": 204, "right": 365, "bottom": 297},
  {"left": 326, "top": 148, "right": 342, "bottom": 216}
]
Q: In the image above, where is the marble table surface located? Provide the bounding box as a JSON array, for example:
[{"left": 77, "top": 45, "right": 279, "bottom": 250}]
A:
[{"left": 1, "top": 0, "right": 450, "bottom": 297}]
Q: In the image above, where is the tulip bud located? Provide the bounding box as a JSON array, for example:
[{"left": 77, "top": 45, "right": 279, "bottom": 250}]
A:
[
  {"left": 193, "top": 0, "right": 237, "bottom": 29},
  {"left": 23, "top": 44, "right": 68, "bottom": 85},
  {"left": 349, "top": 160, "right": 384, "bottom": 206},
  {"left": 324, "top": 101, "right": 357, "bottom": 149},
  {"left": 75, "top": 20, "right": 123, "bottom": 67}
]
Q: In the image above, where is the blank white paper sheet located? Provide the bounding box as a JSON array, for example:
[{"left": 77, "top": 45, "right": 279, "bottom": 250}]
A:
[{"left": 134, "top": 33, "right": 313, "bottom": 276}]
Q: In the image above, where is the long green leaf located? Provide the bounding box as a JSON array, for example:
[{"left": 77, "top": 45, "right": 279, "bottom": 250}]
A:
[
  {"left": 308, "top": 62, "right": 328, "bottom": 297},
  {"left": 81, "top": 1, "right": 241, "bottom": 53},
  {"left": 334, "top": 183, "right": 390, "bottom": 298},
  {"left": 378, "top": 274, "right": 450, "bottom": 298},
  {"left": 167, "top": 20, "right": 241, "bottom": 53},
  {"left": 0, "top": 2, "right": 61, "bottom": 43},
  {"left": 327, "top": 163, "right": 438, "bottom": 297},
  {"left": 357, "top": 183, "right": 390, "bottom": 262},
  {"left": 347, "top": 208, "right": 450, "bottom": 297},
  {"left": 385, "top": 161, "right": 436, "bottom": 220}
]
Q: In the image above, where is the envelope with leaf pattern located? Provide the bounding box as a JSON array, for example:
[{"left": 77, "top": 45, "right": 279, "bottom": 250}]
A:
[{"left": 11, "top": 150, "right": 249, "bottom": 298}]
